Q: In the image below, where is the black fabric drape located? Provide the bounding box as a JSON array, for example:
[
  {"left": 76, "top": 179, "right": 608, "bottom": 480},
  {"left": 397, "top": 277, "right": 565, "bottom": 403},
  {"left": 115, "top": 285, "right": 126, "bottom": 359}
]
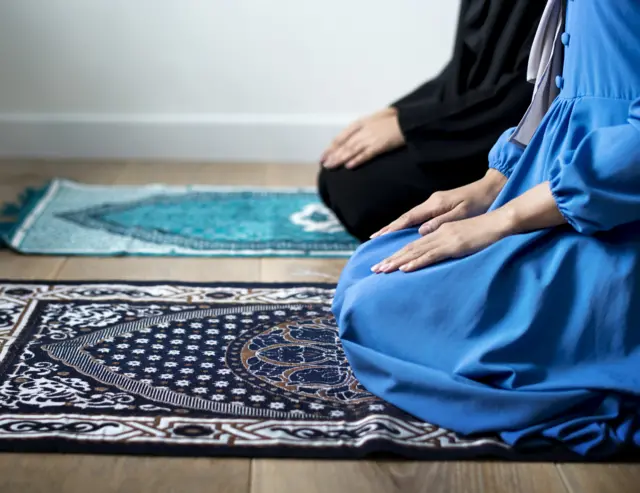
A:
[{"left": 391, "top": 0, "right": 545, "bottom": 163}]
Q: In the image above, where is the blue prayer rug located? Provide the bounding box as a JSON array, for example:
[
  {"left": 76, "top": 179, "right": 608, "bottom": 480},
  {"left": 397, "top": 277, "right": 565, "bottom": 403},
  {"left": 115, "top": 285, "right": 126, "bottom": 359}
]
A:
[
  {"left": 0, "top": 180, "right": 358, "bottom": 257},
  {"left": 0, "top": 280, "right": 607, "bottom": 460}
]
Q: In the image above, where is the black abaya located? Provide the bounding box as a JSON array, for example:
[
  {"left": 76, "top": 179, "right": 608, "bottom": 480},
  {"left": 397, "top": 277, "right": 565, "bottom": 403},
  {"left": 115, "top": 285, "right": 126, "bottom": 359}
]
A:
[{"left": 318, "top": 0, "right": 545, "bottom": 242}]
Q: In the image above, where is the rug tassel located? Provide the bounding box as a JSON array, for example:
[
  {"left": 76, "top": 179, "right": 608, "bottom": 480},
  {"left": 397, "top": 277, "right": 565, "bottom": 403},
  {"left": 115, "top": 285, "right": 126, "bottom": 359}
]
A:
[{"left": 0, "top": 183, "right": 51, "bottom": 247}]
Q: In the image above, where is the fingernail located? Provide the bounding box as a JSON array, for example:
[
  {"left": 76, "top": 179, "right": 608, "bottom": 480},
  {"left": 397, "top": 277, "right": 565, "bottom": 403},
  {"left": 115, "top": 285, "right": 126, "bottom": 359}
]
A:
[
  {"left": 371, "top": 263, "right": 380, "bottom": 272},
  {"left": 370, "top": 232, "right": 380, "bottom": 239},
  {"left": 399, "top": 263, "right": 411, "bottom": 272}
]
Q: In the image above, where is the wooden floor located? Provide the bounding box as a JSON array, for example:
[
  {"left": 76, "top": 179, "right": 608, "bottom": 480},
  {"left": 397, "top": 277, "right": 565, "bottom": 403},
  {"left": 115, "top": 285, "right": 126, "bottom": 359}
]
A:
[{"left": 0, "top": 160, "right": 638, "bottom": 493}]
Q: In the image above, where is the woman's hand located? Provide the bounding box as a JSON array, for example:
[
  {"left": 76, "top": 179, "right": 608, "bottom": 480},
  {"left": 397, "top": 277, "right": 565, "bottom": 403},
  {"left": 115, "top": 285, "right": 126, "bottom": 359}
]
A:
[
  {"left": 372, "top": 210, "right": 511, "bottom": 273},
  {"left": 321, "top": 108, "right": 405, "bottom": 169},
  {"left": 372, "top": 181, "right": 568, "bottom": 274},
  {"left": 371, "top": 169, "right": 507, "bottom": 238}
]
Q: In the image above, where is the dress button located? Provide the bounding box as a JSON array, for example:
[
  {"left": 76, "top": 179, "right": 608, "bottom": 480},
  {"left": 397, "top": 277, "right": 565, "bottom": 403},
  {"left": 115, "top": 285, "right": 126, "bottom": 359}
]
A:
[
  {"left": 561, "top": 32, "right": 570, "bottom": 46},
  {"left": 555, "top": 75, "right": 564, "bottom": 89}
]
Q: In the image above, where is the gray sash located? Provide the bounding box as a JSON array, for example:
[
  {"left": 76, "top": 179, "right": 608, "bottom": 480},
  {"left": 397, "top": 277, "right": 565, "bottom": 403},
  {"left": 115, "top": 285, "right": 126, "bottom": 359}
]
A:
[{"left": 510, "top": 0, "right": 565, "bottom": 147}]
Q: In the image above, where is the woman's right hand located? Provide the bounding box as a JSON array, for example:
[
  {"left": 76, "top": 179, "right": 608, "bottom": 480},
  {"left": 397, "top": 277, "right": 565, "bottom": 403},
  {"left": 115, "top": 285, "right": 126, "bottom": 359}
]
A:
[
  {"left": 320, "top": 108, "right": 405, "bottom": 170},
  {"left": 370, "top": 169, "right": 508, "bottom": 238}
]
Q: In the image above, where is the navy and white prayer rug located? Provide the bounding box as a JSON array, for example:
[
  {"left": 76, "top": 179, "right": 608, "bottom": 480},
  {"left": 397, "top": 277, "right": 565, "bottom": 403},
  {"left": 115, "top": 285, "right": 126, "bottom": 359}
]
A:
[
  {"left": 0, "top": 281, "right": 585, "bottom": 460},
  {"left": 0, "top": 180, "right": 358, "bottom": 257}
]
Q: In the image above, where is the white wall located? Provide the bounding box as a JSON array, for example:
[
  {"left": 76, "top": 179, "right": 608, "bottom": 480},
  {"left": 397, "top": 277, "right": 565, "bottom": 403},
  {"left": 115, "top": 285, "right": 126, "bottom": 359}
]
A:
[{"left": 0, "top": 0, "right": 459, "bottom": 162}]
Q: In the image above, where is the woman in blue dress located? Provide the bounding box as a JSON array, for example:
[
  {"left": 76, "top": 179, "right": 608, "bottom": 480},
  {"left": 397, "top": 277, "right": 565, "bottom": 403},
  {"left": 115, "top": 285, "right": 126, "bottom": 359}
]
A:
[{"left": 333, "top": 0, "right": 640, "bottom": 457}]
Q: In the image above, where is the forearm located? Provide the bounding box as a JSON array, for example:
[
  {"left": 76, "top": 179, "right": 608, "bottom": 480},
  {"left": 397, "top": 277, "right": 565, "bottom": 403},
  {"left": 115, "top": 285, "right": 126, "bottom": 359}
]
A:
[{"left": 491, "top": 182, "right": 567, "bottom": 236}]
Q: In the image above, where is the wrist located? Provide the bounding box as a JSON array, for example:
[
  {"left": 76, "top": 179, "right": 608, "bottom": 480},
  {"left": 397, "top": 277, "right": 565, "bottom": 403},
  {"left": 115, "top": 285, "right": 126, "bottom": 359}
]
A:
[
  {"left": 477, "top": 169, "right": 507, "bottom": 205},
  {"left": 484, "top": 168, "right": 508, "bottom": 188},
  {"left": 488, "top": 204, "right": 519, "bottom": 238},
  {"left": 385, "top": 107, "right": 398, "bottom": 117}
]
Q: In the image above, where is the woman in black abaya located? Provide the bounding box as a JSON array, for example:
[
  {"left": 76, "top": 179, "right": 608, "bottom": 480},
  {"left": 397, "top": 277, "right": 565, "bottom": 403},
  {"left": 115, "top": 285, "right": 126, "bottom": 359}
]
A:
[{"left": 318, "top": 1, "right": 545, "bottom": 242}]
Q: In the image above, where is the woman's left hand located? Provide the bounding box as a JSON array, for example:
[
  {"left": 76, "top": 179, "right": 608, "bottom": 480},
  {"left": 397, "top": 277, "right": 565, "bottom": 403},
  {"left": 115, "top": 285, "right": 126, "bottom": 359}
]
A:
[{"left": 371, "top": 211, "right": 510, "bottom": 273}]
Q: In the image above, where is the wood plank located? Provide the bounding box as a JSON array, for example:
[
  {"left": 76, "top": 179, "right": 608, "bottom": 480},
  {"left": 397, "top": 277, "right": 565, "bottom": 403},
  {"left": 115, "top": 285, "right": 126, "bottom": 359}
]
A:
[
  {"left": 264, "top": 163, "right": 318, "bottom": 187},
  {"left": 57, "top": 257, "right": 261, "bottom": 282},
  {"left": 116, "top": 162, "right": 267, "bottom": 186},
  {"left": 260, "top": 258, "right": 346, "bottom": 283},
  {"left": 0, "top": 251, "right": 65, "bottom": 280},
  {"left": 251, "top": 460, "right": 570, "bottom": 493},
  {"left": 557, "top": 464, "right": 640, "bottom": 493},
  {"left": 0, "top": 159, "right": 126, "bottom": 187},
  {"left": 0, "top": 185, "right": 27, "bottom": 208},
  {"left": 0, "top": 454, "right": 250, "bottom": 493}
]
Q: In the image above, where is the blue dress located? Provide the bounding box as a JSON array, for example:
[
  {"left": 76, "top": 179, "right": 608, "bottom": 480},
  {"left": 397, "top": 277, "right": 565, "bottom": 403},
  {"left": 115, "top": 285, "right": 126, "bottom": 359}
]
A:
[{"left": 333, "top": 0, "right": 640, "bottom": 457}]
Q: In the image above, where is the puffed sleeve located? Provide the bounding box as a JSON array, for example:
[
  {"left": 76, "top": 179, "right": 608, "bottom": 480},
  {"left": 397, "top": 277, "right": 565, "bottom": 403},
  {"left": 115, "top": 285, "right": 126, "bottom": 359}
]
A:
[
  {"left": 488, "top": 127, "right": 525, "bottom": 178},
  {"left": 550, "top": 98, "right": 640, "bottom": 235}
]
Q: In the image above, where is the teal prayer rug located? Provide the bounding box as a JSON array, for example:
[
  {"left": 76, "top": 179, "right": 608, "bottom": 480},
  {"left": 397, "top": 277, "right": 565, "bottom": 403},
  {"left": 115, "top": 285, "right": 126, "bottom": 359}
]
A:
[{"left": 0, "top": 180, "right": 358, "bottom": 257}]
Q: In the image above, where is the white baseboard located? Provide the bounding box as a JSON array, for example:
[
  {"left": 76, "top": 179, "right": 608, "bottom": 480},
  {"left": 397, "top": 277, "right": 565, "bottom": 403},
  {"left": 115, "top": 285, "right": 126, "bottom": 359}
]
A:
[{"left": 0, "top": 113, "right": 357, "bottom": 163}]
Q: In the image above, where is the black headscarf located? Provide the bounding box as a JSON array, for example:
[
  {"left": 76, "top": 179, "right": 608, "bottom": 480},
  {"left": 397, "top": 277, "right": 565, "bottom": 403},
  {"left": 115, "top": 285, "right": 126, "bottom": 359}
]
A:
[{"left": 392, "top": 0, "right": 545, "bottom": 163}]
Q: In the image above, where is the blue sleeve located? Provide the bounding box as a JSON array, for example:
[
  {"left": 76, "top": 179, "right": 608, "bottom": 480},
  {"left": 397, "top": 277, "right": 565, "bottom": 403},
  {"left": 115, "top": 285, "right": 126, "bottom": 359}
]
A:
[
  {"left": 550, "top": 98, "right": 640, "bottom": 235},
  {"left": 488, "top": 127, "right": 525, "bottom": 178}
]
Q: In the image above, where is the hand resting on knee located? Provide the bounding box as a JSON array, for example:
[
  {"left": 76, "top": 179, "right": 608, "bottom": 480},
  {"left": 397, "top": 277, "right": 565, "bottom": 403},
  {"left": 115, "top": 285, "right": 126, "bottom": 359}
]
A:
[
  {"left": 371, "top": 169, "right": 508, "bottom": 238},
  {"left": 320, "top": 108, "right": 405, "bottom": 170}
]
